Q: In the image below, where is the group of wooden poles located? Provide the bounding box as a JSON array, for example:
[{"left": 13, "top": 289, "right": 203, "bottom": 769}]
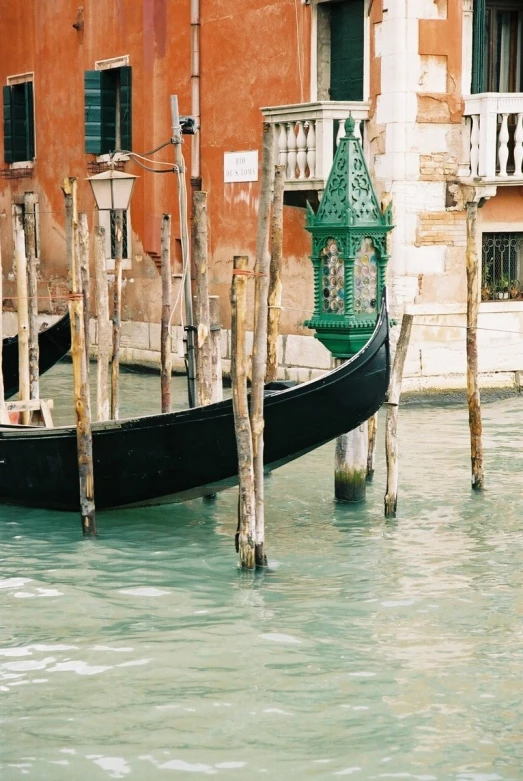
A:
[{"left": 0, "top": 155, "right": 485, "bottom": 558}]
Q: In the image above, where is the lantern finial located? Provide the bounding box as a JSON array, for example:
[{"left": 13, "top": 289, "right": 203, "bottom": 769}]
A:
[{"left": 345, "top": 115, "right": 355, "bottom": 138}]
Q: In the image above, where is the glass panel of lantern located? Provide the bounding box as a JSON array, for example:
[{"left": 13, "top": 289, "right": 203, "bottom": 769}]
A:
[
  {"left": 321, "top": 238, "right": 345, "bottom": 314},
  {"left": 354, "top": 237, "right": 378, "bottom": 315}
]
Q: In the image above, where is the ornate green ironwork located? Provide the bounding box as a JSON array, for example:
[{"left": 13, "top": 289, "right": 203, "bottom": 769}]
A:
[{"left": 304, "top": 116, "right": 393, "bottom": 358}]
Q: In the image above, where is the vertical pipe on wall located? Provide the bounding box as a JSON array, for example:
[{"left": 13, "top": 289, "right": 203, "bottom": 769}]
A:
[{"left": 191, "top": 0, "right": 201, "bottom": 187}]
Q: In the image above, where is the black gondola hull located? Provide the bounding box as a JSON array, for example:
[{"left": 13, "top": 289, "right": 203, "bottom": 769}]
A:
[
  {"left": 3, "top": 313, "right": 71, "bottom": 399},
  {"left": 0, "top": 299, "right": 390, "bottom": 511}
]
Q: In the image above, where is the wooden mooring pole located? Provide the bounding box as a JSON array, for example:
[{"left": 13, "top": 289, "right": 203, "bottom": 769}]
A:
[
  {"left": 161, "top": 214, "right": 172, "bottom": 413},
  {"left": 466, "top": 201, "right": 484, "bottom": 490},
  {"left": 384, "top": 314, "right": 413, "bottom": 518},
  {"left": 251, "top": 122, "right": 274, "bottom": 567},
  {"left": 209, "top": 295, "right": 223, "bottom": 403},
  {"left": 78, "top": 213, "right": 91, "bottom": 375},
  {"left": 24, "top": 193, "right": 39, "bottom": 402},
  {"left": 94, "top": 226, "right": 110, "bottom": 421},
  {"left": 193, "top": 191, "right": 213, "bottom": 407},
  {"left": 111, "top": 209, "right": 124, "bottom": 420},
  {"left": 266, "top": 164, "right": 285, "bottom": 383},
  {"left": 62, "top": 177, "right": 96, "bottom": 535},
  {"left": 334, "top": 388, "right": 368, "bottom": 502},
  {"left": 231, "top": 255, "right": 256, "bottom": 568},
  {"left": 13, "top": 208, "right": 30, "bottom": 424},
  {"left": 367, "top": 413, "right": 378, "bottom": 481}
]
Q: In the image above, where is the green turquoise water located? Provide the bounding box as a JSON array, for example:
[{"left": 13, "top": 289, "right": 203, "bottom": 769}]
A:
[{"left": 2, "top": 365, "right": 523, "bottom": 779}]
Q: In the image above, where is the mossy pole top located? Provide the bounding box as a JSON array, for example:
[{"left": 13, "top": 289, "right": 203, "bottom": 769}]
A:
[{"left": 304, "top": 114, "right": 394, "bottom": 359}]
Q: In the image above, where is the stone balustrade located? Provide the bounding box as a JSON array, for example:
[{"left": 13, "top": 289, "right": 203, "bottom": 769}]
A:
[
  {"left": 261, "top": 101, "right": 370, "bottom": 190},
  {"left": 463, "top": 93, "right": 523, "bottom": 183}
]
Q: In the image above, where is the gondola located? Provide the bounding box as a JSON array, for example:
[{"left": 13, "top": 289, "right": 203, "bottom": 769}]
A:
[
  {"left": 0, "top": 295, "right": 390, "bottom": 511},
  {"left": 3, "top": 312, "right": 71, "bottom": 399}
]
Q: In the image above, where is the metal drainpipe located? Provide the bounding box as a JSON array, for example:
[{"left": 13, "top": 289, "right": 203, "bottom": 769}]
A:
[{"left": 191, "top": 0, "right": 201, "bottom": 191}]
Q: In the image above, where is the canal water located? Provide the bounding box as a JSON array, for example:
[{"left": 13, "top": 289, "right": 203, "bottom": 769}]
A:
[{"left": 2, "top": 364, "right": 523, "bottom": 780}]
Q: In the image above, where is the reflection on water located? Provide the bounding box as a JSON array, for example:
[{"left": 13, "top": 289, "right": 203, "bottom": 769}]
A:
[{"left": 1, "top": 361, "right": 523, "bottom": 778}]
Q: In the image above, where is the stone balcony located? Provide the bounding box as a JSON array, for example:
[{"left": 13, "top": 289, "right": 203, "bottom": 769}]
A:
[
  {"left": 461, "top": 93, "right": 523, "bottom": 185},
  {"left": 261, "top": 101, "right": 370, "bottom": 203}
]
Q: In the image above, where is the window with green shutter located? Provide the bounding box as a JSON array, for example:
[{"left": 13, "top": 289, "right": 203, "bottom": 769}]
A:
[
  {"left": 3, "top": 80, "right": 35, "bottom": 164},
  {"left": 84, "top": 66, "right": 132, "bottom": 154},
  {"left": 472, "top": 0, "right": 523, "bottom": 93}
]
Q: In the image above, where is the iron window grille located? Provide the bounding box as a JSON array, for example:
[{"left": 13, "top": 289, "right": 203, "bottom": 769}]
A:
[{"left": 482, "top": 231, "right": 523, "bottom": 300}]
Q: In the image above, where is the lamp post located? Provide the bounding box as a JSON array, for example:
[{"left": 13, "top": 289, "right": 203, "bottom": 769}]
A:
[
  {"left": 87, "top": 168, "right": 138, "bottom": 419},
  {"left": 304, "top": 116, "right": 394, "bottom": 502}
]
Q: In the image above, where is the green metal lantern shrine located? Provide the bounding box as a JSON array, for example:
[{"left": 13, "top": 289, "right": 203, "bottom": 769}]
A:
[{"left": 304, "top": 116, "right": 393, "bottom": 358}]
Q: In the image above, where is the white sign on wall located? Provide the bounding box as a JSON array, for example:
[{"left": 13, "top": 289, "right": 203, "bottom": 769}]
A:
[{"left": 224, "top": 150, "right": 259, "bottom": 183}]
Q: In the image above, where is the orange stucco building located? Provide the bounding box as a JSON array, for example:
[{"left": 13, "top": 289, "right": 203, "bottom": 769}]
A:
[{"left": 0, "top": 0, "right": 316, "bottom": 334}]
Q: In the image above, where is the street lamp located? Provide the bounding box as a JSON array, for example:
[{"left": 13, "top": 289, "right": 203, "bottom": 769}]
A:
[{"left": 86, "top": 168, "right": 138, "bottom": 211}]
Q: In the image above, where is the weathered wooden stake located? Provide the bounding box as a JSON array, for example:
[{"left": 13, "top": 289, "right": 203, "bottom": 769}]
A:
[
  {"left": 384, "top": 314, "right": 413, "bottom": 518},
  {"left": 62, "top": 177, "right": 96, "bottom": 535},
  {"left": 466, "top": 201, "right": 484, "bottom": 490},
  {"left": 251, "top": 122, "right": 274, "bottom": 567},
  {"left": 334, "top": 362, "right": 368, "bottom": 502},
  {"left": 24, "top": 193, "right": 39, "bottom": 402},
  {"left": 0, "top": 237, "right": 7, "bottom": 424},
  {"left": 209, "top": 295, "right": 223, "bottom": 403},
  {"left": 231, "top": 255, "right": 256, "bottom": 568},
  {"left": 266, "top": 164, "right": 285, "bottom": 383},
  {"left": 13, "top": 208, "right": 30, "bottom": 424},
  {"left": 94, "top": 226, "right": 110, "bottom": 421},
  {"left": 367, "top": 413, "right": 378, "bottom": 481},
  {"left": 111, "top": 209, "right": 124, "bottom": 420},
  {"left": 78, "top": 213, "right": 91, "bottom": 375},
  {"left": 193, "top": 191, "right": 213, "bottom": 407},
  {"left": 161, "top": 214, "right": 173, "bottom": 413}
]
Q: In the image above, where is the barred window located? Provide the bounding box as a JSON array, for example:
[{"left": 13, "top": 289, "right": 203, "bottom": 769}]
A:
[
  {"left": 98, "top": 208, "right": 132, "bottom": 271},
  {"left": 481, "top": 232, "right": 523, "bottom": 301}
]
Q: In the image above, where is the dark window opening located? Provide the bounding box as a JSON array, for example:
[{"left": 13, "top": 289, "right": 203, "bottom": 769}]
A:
[
  {"left": 84, "top": 66, "right": 132, "bottom": 155},
  {"left": 473, "top": 1, "right": 523, "bottom": 93},
  {"left": 3, "top": 81, "right": 35, "bottom": 164},
  {"left": 328, "top": 0, "right": 364, "bottom": 102}
]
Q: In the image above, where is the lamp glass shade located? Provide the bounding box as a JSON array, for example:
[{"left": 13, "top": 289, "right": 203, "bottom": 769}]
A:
[{"left": 86, "top": 169, "right": 138, "bottom": 211}]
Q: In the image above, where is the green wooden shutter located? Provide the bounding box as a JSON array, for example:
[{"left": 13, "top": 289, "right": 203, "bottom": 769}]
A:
[
  {"left": 3, "top": 85, "right": 13, "bottom": 164},
  {"left": 85, "top": 70, "right": 103, "bottom": 153},
  {"left": 330, "top": 0, "right": 364, "bottom": 102},
  {"left": 119, "top": 66, "right": 132, "bottom": 152},
  {"left": 472, "top": 0, "right": 487, "bottom": 94},
  {"left": 24, "top": 81, "right": 35, "bottom": 160}
]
